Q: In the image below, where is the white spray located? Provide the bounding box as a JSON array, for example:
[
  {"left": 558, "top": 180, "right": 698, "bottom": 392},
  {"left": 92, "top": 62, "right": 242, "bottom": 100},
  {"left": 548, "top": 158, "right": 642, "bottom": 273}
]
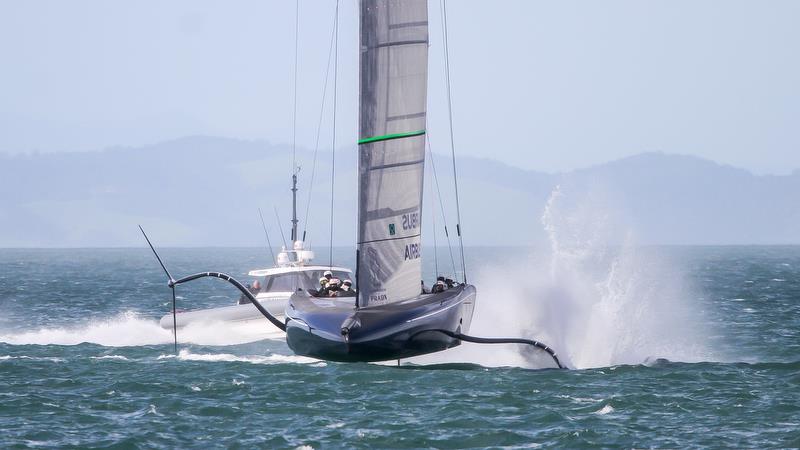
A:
[
  {"left": 418, "top": 184, "right": 712, "bottom": 369},
  {"left": 0, "top": 311, "right": 283, "bottom": 347},
  {"left": 534, "top": 184, "right": 711, "bottom": 368}
]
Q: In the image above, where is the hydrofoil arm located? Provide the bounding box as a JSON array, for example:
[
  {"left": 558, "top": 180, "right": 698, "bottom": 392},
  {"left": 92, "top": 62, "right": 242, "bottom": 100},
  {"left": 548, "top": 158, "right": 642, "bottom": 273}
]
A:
[{"left": 419, "top": 329, "right": 567, "bottom": 369}]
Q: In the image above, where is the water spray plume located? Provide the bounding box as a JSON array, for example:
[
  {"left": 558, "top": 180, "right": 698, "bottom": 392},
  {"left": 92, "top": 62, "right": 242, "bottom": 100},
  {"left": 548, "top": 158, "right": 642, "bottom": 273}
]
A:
[
  {"left": 0, "top": 311, "right": 283, "bottom": 347},
  {"left": 418, "top": 183, "right": 713, "bottom": 369}
]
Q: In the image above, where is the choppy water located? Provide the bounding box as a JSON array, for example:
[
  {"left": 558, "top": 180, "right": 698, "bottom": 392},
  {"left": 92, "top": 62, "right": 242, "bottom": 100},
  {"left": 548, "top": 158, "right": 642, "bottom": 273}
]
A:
[{"left": 1, "top": 246, "right": 799, "bottom": 448}]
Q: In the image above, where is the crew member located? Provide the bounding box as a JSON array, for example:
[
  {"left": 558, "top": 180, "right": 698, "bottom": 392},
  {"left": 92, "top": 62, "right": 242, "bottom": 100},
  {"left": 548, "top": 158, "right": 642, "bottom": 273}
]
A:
[
  {"left": 421, "top": 280, "right": 430, "bottom": 294},
  {"left": 239, "top": 280, "right": 263, "bottom": 304},
  {"left": 431, "top": 280, "right": 446, "bottom": 294},
  {"left": 239, "top": 284, "right": 252, "bottom": 304},
  {"left": 326, "top": 278, "right": 342, "bottom": 296},
  {"left": 314, "top": 276, "right": 329, "bottom": 297},
  {"left": 338, "top": 279, "right": 356, "bottom": 297}
]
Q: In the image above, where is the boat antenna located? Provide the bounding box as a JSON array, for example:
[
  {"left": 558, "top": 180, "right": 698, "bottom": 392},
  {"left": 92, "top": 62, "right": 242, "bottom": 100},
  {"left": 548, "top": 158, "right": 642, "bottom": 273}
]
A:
[
  {"left": 291, "top": 0, "right": 301, "bottom": 243},
  {"left": 273, "top": 206, "right": 288, "bottom": 249},
  {"left": 138, "top": 225, "right": 178, "bottom": 354},
  {"left": 440, "top": 0, "right": 467, "bottom": 284},
  {"left": 301, "top": 11, "right": 337, "bottom": 243},
  {"left": 291, "top": 168, "right": 300, "bottom": 242},
  {"left": 257, "top": 208, "right": 277, "bottom": 265},
  {"left": 328, "top": 0, "right": 339, "bottom": 268}
]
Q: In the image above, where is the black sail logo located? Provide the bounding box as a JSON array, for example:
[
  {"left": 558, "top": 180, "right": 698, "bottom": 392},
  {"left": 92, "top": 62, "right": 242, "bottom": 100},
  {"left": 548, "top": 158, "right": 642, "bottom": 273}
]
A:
[
  {"left": 404, "top": 242, "right": 420, "bottom": 260},
  {"left": 402, "top": 212, "right": 419, "bottom": 230}
]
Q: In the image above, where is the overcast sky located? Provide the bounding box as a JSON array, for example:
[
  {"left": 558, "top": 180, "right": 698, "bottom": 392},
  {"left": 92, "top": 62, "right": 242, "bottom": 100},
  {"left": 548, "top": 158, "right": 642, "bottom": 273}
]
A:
[{"left": 1, "top": 0, "right": 798, "bottom": 175}]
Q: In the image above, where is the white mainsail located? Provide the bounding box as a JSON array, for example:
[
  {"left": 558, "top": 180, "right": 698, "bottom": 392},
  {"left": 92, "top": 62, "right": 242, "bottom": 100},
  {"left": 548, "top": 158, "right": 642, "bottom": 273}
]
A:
[{"left": 357, "top": 0, "right": 428, "bottom": 307}]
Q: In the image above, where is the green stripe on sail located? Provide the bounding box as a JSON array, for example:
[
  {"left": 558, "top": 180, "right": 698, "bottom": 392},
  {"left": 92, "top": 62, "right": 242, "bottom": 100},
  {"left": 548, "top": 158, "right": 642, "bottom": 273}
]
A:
[{"left": 358, "top": 129, "right": 426, "bottom": 145}]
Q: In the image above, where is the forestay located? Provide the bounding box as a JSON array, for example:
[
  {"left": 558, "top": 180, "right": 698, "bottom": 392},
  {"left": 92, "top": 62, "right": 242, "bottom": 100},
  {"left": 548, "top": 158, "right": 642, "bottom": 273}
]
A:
[{"left": 357, "top": 0, "right": 428, "bottom": 307}]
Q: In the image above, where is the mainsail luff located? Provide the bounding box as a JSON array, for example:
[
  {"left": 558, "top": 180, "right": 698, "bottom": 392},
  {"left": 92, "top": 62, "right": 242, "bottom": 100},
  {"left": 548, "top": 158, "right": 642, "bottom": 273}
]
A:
[{"left": 357, "top": 0, "right": 429, "bottom": 307}]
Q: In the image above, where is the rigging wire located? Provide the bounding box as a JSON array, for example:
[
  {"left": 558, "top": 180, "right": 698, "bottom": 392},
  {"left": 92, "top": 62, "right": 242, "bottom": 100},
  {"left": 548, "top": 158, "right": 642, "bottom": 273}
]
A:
[
  {"left": 431, "top": 181, "right": 439, "bottom": 278},
  {"left": 426, "top": 137, "right": 458, "bottom": 278},
  {"left": 301, "top": 12, "right": 337, "bottom": 241},
  {"left": 439, "top": 0, "right": 467, "bottom": 283},
  {"left": 274, "top": 206, "right": 288, "bottom": 249},
  {"left": 328, "top": 0, "right": 339, "bottom": 268},
  {"left": 258, "top": 207, "right": 277, "bottom": 265}
]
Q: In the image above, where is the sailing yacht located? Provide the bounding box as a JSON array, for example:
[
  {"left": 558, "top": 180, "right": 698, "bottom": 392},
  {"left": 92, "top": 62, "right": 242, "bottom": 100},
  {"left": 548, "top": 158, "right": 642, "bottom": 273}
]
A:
[
  {"left": 144, "top": 0, "right": 564, "bottom": 368},
  {"left": 281, "top": 0, "right": 479, "bottom": 361}
]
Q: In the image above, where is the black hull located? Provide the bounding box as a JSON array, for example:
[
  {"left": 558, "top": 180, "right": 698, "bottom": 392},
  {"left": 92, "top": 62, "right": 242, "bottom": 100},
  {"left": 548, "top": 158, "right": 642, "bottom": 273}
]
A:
[{"left": 285, "top": 285, "right": 477, "bottom": 362}]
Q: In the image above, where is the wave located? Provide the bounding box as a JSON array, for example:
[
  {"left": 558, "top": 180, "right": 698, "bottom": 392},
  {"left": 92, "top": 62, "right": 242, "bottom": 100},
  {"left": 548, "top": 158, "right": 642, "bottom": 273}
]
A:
[
  {"left": 89, "top": 355, "right": 130, "bottom": 361},
  {"left": 593, "top": 404, "right": 615, "bottom": 415},
  {"left": 0, "top": 355, "right": 65, "bottom": 362},
  {"left": 158, "top": 349, "right": 324, "bottom": 366}
]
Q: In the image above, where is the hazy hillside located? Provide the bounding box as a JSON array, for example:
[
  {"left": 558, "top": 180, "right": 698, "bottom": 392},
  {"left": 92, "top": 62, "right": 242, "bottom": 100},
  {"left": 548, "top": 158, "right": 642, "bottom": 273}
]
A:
[{"left": 0, "top": 136, "right": 797, "bottom": 247}]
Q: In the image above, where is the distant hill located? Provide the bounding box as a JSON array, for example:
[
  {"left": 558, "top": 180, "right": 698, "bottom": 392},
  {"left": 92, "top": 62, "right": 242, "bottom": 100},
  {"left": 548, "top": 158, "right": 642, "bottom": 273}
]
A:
[{"left": 0, "top": 136, "right": 798, "bottom": 247}]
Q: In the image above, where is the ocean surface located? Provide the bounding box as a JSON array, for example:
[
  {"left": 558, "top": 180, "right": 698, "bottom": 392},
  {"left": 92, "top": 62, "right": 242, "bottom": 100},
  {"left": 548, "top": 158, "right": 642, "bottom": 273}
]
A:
[{"left": 1, "top": 246, "right": 798, "bottom": 448}]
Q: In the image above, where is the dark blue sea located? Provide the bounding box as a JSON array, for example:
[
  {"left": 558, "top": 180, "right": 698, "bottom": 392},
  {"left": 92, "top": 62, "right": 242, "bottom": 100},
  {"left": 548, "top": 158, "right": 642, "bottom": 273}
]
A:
[{"left": 1, "top": 246, "right": 798, "bottom": 448}]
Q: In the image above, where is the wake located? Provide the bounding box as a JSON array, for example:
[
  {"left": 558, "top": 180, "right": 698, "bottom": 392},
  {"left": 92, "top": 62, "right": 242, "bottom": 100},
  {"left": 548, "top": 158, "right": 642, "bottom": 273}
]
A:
[{"left": 0, "top": 310, "right": 283, "bottom": 347}]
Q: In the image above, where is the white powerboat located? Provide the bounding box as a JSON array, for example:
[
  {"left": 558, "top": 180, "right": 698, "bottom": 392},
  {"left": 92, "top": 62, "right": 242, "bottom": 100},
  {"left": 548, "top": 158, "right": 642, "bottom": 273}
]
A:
[
  {"left": 159, "top": 163, "right": 354, "bottom": 330},
  {"left": 158, "top": 243, "right": 352, "bottom": 329}
]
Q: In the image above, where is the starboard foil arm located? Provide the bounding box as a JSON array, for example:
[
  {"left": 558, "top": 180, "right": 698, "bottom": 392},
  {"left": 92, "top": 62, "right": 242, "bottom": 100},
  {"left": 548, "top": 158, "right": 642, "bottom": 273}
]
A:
[{"left": 414, "top": 329, "right": 566, "bottom": 369}]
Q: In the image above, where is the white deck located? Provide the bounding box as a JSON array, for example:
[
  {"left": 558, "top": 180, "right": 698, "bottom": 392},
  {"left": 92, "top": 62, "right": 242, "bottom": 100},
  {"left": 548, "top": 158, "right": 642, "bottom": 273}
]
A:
[{"left": 247, "top": 265, "right": 352, "bottom": 277}]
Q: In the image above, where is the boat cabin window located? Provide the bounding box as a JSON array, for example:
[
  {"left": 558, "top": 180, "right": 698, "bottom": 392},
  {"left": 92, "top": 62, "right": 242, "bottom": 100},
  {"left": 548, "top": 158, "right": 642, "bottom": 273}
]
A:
[{"left": 262, "top": 273, "right": 298, "bottom": 292}]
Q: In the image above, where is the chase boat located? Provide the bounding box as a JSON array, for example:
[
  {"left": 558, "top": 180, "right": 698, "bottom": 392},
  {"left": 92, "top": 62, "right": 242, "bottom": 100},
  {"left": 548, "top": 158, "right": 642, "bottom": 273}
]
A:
[{"left": 158, "top": 240, "right": 351, "bottom": 329}]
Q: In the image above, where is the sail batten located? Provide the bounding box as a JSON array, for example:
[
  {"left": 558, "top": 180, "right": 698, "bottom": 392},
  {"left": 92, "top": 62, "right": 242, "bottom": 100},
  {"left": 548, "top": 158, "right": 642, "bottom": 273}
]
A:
[
  {"left": 357, "top": 0, "right": 428, "bottom": 307},
  {"left": 358, "top": 129, "right": 426, "bottom": 145}
]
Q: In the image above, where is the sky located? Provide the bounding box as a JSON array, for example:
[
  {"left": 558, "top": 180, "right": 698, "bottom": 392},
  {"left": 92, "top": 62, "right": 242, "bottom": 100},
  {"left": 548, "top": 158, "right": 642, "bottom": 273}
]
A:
[{"left": 1, "top": 0, "right": 799, "bottom": 175}]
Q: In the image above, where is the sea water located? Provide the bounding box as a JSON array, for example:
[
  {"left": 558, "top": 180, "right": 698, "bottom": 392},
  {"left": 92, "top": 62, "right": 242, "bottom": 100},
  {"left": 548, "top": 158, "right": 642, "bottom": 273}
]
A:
[{"left": 1, "top": 244, "right": 799, "bottom": 448}]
